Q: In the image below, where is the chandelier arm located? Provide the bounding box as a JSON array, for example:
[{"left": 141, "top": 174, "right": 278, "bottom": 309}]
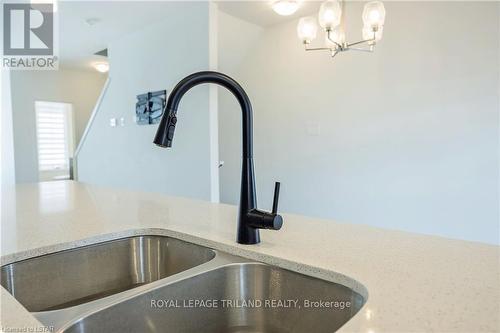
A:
[
  {"left": 304, "top": 45, "right": 332, "bottom": 52},
  {"left": 326, "top": 30, "right": 343, "bottom": 49},
  {"left": 346, "top": 38, "right": 375, "bottom": 48},
  {"left": 348, "top": 46, "right": 374, "bottom": 53}
]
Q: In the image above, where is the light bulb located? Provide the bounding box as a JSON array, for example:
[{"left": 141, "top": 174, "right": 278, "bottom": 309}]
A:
[
  {"left": 318, "top": 0, "right": 342, "bottom": 30},
  {"left": 272, "top": 0, "right": 299, "bottom": 16},
  {"left": 325, "top": 28, "right": 345, "bottom": 48},
  {"left": 362, "top": 1, "right": 386, "bottom": 29},
  {"left": 297, "top": 16, "right": 318, "bottom": 43},
  {"left": 93, "top": 62, "right": 109, "bottom": 73},
  {"left": 362, "top": 25, "right": 383, "bottom": 42}
]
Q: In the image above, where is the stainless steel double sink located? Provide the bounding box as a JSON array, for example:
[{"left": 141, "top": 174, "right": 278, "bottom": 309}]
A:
[{"left": 1, "top": 236, "right": 365, "bottom": 333}]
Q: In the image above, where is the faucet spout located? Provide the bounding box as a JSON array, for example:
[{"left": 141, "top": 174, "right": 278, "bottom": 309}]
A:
[{"left": 154, "top": 71, "right": 282, "bottom": 244}]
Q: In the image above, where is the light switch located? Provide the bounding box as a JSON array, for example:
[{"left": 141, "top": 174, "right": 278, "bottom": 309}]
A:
[
  {"left": 306, "top": 121, "right": 321, "bottom": 136},
  {"left": 109, "top": 118, "right": 117, "bottom": 127},
  {"left": 119, "top": 117, "right": 125, "bottom": 126}
]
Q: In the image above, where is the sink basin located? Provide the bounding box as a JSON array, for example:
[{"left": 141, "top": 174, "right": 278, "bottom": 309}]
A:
[
  {"left": 0, "top": 236, "right": 215, "bottom": 312},
  {"left": 62, "top": 263, "right": 364, "bottom": 333},
  {"left": 2, "top": 235, "right": 366, "bottom": 332}
]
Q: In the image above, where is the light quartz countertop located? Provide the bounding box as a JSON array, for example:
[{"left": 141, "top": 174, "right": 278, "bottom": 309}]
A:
[{"left": 1, "top": 181, "right": 499, "bottom": 333}]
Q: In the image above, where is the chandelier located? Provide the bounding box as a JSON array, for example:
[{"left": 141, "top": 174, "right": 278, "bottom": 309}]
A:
[{"left": 297, "top": 0, "right": 386, "bottom": 58}]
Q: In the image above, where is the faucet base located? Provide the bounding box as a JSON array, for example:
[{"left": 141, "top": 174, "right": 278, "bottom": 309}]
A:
[{"left": 237, "top": 225, "right": 260, "bottom": 245}]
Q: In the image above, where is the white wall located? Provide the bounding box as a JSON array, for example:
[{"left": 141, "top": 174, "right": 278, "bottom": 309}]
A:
[
  {"left": 217, "top": 11, "right": 264, "bottom": 74},
  {"left": 218, "top": 2, "right": 500, "bottom": 244},
  {"left": 77, "top": 2, "right": 213, "bottom": 200},
  {"left": 1, "top": 70, "right": 16, "bottom": 186},
  {"left": 10, "top": 69, "right": 106, "bottom": 183},
  {"left": 209, "top": 2, "right": 220, "bottom": 203},
  {"left": 217, "top": 10, "right": 264, "bottom": 202}
]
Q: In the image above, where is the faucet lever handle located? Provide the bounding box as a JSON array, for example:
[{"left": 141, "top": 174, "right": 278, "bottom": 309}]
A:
[{"left": 272, "top": 182, "right": 280, "bottom": 214}]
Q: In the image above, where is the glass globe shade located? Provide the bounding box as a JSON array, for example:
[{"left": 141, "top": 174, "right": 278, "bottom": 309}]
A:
[
  {"left": 318, "top": 0, "right": 342, "bottom": 30},
  {"left": 362, "top": 1, "right": 386, "bottom": 29},
  {"left": 297, "top": 16, "right": 318, "bottom": 43}
]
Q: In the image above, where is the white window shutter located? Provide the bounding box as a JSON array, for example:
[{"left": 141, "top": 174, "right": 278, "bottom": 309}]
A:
[{"left": 35, "top": 101, "right": 73, "bottom": 172}]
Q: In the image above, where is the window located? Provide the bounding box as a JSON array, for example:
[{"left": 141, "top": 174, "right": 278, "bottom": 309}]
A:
[{"left": 35, "top": 101, "right": 74, "bottom": 180}]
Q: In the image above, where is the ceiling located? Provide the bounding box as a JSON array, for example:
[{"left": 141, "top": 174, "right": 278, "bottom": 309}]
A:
[
  {"left": 58, "top": 1, "right": 183, "bottom": 71},
  {"left": 216, "top": 1, "right": 320, "bottom": 27},
  {"left": 57, "top": 1, "right": 320, "bottom": 72}
]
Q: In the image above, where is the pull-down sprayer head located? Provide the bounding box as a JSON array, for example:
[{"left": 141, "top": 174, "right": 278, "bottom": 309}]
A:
[{"left": 154, "top": 108, "right": 177, "bottom": 148}]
